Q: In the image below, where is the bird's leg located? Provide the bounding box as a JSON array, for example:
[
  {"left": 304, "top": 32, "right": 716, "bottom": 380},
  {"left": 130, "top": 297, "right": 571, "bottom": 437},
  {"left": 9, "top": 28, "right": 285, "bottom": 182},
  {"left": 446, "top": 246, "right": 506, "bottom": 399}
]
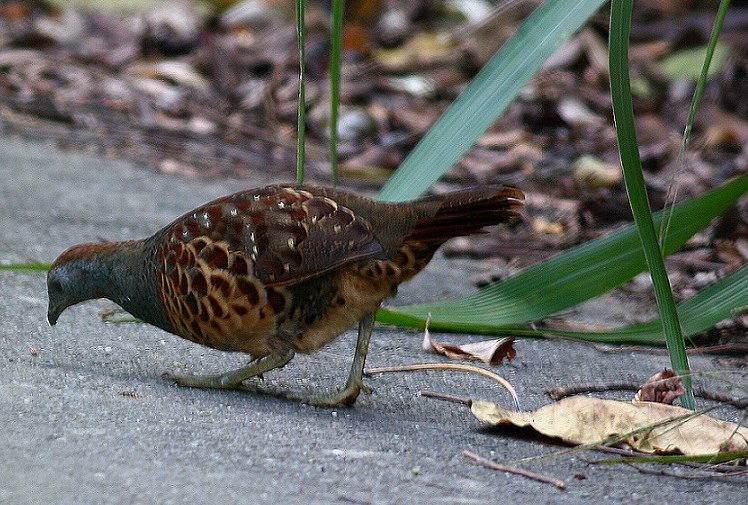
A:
[
  {"left": 164, "top": 349, "right": 295, "bottom": 390},
  {"left": 308, "top": 313, "right": 375, "bottom": 407}
]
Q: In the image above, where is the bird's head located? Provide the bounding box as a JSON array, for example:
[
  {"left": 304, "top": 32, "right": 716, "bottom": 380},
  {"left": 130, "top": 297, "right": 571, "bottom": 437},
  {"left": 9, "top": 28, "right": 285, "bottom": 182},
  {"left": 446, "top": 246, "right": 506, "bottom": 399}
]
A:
[{"left": 47, "top": 243, "right": 109, "bottom": 325}]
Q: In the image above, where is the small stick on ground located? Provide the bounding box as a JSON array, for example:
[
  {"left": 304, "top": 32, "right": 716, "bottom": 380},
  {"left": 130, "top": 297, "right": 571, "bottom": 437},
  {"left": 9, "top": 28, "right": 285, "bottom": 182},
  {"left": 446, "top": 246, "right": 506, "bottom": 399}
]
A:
[
  {"left": 419, "top": 390, "right": 473, "bottom": 406},
  {"left": 592, "top": 445, "right": 649, "bottom": 458},
  {"left": 547, "top": 383, "right": 637, "bottom": 400},
  {"left": 591, "top": 343, "right": 748, "bottom": 356},
  {"left": 628, "top": 463, "right": 748, "bottom": 482},
  {"left": 547, "top": 383, "right": 747, "bottom": 408},
  {"left": 463, "top": 450, "right": 567, "bottom": 490}
]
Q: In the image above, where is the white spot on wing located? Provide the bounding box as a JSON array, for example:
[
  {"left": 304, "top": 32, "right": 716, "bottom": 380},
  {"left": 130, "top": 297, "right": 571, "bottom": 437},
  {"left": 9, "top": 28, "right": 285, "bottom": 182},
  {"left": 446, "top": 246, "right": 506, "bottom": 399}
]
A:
[{"left": 323, "top": 197, "right": 338, "bottom": 210}]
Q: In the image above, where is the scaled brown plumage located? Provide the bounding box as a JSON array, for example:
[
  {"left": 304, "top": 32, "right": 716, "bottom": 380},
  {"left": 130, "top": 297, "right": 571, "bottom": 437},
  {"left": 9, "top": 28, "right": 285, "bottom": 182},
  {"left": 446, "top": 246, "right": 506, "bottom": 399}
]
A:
[{"left": 47, "top": 184, "right": 524, "bottom": 405}]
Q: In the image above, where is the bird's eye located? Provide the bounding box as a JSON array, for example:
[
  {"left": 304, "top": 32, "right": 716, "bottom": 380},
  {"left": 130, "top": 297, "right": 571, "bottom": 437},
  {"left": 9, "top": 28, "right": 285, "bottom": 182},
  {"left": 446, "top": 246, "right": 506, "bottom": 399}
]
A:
[{"left": 49, "top": 278, "right": 63, "bottom": 293}]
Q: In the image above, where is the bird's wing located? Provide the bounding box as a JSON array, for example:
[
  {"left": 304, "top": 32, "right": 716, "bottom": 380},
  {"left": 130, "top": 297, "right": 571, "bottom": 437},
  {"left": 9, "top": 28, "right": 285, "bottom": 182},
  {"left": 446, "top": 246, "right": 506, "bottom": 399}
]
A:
[{"left": 161, "top": 186, "right": 382, "bottom": 287}]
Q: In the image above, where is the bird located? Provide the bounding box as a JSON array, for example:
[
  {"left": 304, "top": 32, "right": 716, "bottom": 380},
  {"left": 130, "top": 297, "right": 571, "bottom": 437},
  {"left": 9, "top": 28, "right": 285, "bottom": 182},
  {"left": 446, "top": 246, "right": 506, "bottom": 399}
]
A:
[{"left": 47, "top": 184, "right": 524, "bottom": 406}]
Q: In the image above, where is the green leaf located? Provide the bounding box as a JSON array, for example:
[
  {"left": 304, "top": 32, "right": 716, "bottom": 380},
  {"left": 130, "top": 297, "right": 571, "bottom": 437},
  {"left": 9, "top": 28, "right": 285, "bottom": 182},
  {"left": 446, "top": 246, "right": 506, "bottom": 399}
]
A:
[
  {"left": 378, "top": 261, "right": 748, "bottom": 346},
  {"left": 659, "top": 43, "right": 730, "bottom": 81},
  {"left": 377, "top": 173, "right": 748, "bottom": 344},
  {"left": 592, "top": 263, "right": 748, "bottom": 343},
  {"left": 377, "top": 0, "right": 608, "bottom": 202}
]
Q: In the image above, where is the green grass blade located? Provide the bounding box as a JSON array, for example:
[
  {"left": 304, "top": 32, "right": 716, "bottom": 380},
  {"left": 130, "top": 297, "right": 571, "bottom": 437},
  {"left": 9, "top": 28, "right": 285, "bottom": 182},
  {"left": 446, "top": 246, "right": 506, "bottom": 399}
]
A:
[
  {"left": 329, "top": 0, "right": 345, "bottom": 187},
  {"left": 377, "top": 173, "right": 748, "bottom": 333},
  {"left": 609, "top": 0, "right": 693, "bottom": 408},
  {"left": 659, "top": 0, "right": 730, "bottom": 247},
  {"left": 295, "top": 0, "right": 306, "bottom": 184},
  {"left": 678, "top": 0, "right": 729, "bottom": 147},
  {"left": 0, "top": 263, "right": 51, "bottom": 272},
  {"left": 594, "top": 451, "right": 748, "bottom": 465},
  {"left": 377, "top": 0, "right": 608, "bottom": 202},
  {"left": 589, "top": 263, "right": 748, "bottom": 343},
  {"left": 378, "top": 259, "right": 748, "bottom": 345}
]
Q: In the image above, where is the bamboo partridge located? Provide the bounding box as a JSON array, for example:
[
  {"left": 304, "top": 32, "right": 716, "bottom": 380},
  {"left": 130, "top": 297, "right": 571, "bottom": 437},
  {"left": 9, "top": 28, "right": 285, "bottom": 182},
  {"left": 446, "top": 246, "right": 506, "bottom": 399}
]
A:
[{"left": 47, "top": 184, "right": 523, "bottom": 405}]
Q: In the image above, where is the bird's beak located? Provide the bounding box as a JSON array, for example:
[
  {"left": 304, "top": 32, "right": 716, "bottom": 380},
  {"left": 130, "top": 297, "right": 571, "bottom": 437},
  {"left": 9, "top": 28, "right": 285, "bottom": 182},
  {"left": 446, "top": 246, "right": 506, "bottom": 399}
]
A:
[{"left": 47, "top": 305, "right": 62, "bottom": 326}]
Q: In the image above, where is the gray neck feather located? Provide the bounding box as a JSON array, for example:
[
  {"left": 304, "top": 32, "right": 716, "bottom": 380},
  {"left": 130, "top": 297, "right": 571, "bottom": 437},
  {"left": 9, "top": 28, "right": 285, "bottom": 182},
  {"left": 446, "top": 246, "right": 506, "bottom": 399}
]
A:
[{"left": 94, "top": 239, "right": 172, "bottom": 332}]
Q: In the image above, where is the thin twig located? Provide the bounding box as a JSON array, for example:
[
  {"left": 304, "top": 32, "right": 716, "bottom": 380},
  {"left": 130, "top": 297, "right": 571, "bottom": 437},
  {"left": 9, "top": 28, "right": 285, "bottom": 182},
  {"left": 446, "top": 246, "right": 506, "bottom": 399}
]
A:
[
  {"left": 591, "top": 445, "right": 650, "bottom": 457},
  {"left": 546, "top": 383, "right": 748, "bottom": 408},
  {"left": 628, "top": 463, "right": 748, "bottom": 483},
  {"left": 697, "top": 392, "right": 748, "bottom": 409},
  {"left": 463, "top": 450, "right": 567, "bottom": 490},
  {"left": 547, "top": 383, "right": 638, "bottom": 400},
  {"left": 592, "top": 343, "right": 748, "bottom": 356},
  {"left": 683, "top": 462, "right": 748, "bottom": 474},
  {"left": 418, "top": 390, "right": 473, "bottom": 406},
  {"left": 589, "top": 440, "right": 748, "bottom": 475},
  {"left": 366, "top": 363, "right": 521, "bottom": 412}
]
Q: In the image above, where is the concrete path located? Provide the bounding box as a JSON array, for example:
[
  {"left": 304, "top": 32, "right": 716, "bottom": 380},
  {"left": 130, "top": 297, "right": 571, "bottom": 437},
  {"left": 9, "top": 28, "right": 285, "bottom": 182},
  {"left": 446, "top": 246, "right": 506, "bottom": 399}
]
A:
[{"left": 0, "top": 136, "right": 744, "bottom": 504}]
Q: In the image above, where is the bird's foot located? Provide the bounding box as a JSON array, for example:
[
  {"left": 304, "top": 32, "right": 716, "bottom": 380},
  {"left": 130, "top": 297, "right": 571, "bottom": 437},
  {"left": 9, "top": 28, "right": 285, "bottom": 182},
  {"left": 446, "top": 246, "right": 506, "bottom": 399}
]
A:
[
  {"left": 162, "top": 370, "right": 244, "bottom": 389},
  {"left": 306, "top": 379, "right": 372, "bottom": 407},
  {"left": 163, "top": 351, "right": 294, "bottom": 390}
]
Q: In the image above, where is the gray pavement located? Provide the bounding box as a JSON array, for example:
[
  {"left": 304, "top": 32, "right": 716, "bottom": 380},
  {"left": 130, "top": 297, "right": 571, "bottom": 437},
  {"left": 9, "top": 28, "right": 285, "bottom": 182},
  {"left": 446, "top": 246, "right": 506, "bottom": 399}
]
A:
[{"left": 0, "top": 136, "right": 745, "bottom": 504}]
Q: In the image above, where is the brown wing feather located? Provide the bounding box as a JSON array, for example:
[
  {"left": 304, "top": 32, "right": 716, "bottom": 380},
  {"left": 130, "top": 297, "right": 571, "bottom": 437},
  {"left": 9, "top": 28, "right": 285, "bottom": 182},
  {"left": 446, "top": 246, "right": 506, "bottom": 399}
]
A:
[{"left": 158, "top": 185, "right": 383, "bottom": 288}]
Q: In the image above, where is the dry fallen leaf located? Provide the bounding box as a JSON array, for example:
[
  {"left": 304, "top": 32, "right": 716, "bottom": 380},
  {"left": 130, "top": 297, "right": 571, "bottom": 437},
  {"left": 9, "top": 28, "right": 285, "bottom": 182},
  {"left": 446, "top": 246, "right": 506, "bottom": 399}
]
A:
[
  {"left": 125, "top": 61, "right": 211, "bottom": 92},
  {"left": 422, "top": 314, "right": 516, "bottom": 365},
  {"left": 572, "top": 155, "right": 622, "bottom": 189},
  {"left": 531, "top": 217, "right": 565, "bottom": 235},
  {"left": 634, "top": 369, "right": 685, "bottom": 404},
  {"left": 374, "top": 32, "right": 457, "bottom": 71},
  {"left": 557, "top": 97, "right": 604, "bottom": 127},
  {"left": 471, "top": 396, "right": 748, "bottom": 455}
]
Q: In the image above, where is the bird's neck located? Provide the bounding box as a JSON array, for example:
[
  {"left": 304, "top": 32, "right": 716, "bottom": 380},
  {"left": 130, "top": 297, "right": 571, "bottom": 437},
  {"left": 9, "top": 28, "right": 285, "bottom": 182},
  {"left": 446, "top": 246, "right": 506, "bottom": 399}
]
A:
[{"left": 74, "top": 240, "right": 167, "bottom": 328}]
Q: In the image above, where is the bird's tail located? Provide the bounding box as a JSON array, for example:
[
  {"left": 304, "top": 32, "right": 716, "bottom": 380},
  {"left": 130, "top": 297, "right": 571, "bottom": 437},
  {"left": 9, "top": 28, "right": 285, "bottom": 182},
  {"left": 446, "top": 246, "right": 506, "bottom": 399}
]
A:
[{"left": 408, "top": 185, "right": 525, "bottom": 244}]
